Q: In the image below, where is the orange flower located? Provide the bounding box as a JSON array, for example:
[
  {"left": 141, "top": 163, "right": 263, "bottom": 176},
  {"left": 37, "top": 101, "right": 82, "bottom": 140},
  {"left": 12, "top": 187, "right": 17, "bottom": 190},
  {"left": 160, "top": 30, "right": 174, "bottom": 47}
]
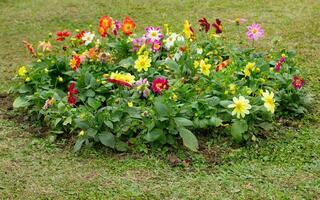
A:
[
  {"left": 216, "top": 59, "right": 231, "bottom": 72},
  {"left": 121, "top": 16, "right": 135, "bottom": 36},
  {"left": 69, "top": 55, "right": 81, "bottom": 71},
  {"left": 99, "top": 16, "right": 112, "bottom": 37},
  {"left": 22, "top": 40, "right": 36, "bottom": 57}
]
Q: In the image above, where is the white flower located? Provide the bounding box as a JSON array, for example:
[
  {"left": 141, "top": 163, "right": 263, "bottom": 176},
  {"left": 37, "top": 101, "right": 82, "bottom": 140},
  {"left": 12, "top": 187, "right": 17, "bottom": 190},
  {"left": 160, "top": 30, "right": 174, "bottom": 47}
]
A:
[
  {"left": 173, "top": 51, "right": 183, "bottom": 61},
  {"left": 196, "top": 47, "right": 203, "bottom": 54},
  {"left": 164, "top": 33, "right": 178, "bottom": 50},
  {"left": 82, "top": 32, "right": 95, "bottom": 46}
]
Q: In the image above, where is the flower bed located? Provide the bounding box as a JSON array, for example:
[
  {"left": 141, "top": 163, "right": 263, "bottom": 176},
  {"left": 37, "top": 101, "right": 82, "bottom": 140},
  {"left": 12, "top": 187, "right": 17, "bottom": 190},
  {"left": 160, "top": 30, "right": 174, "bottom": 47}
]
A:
[{"left": 12, "top": 16, "right": 309, "bottom": 152}]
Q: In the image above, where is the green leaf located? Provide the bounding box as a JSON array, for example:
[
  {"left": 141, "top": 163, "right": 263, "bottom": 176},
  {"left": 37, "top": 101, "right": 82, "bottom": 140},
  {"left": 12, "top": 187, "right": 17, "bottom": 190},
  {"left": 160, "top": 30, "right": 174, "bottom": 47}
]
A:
[
  {"left": 63, "top": 116, "right": 72, "bottom": 126},
  {"left": 230, "top": 120, "right": 248, "bottom": 143},
  {"left": 174, "top": 117, "right": 193, "bottom": 127},
  {"left": 88, "top": 98, "right": 101, "bottom": 110},
  {"left": 13, "top": 96, "right": 30, "bottom": 108},
  {"left": 53, "top": 118, "right": 62, "bottom": 127},
  {"left": 144, "top": 128, "right": 164, "bottom": 142},
  {"left": 178, "top": 127, "right": 198, "bottom": 151},
  {"left": 219, "top": 100, "right": 233, "bottom": 108},
  {"left": 119, "top": 57, "right": 134, "bottom": 69},
  {"left": 98, "top": 132, "right": 115, "bottom": 148},
  {"left": 86, "top": 128, "right": 98, "bottom": 137},
  {"left": 209, "top": 117, "right": 223, "bottom": 127},
  {"left": 258, "top": 122, "right": 273, "bottom": 131},
  {"left": 154, "top": 100, "right": 169, "bottom": 117},
  {"left": 115, "top": 141, "right": 128, "bottom": 152},
  {"left": 86, "top": 89, "right": 95, "bottom": 97},
  {"left": 104, "top": 121, "right": 113, "bottom": 129},
  {"left": 74, "top": 139, "right": 85, "bottom": 152}
]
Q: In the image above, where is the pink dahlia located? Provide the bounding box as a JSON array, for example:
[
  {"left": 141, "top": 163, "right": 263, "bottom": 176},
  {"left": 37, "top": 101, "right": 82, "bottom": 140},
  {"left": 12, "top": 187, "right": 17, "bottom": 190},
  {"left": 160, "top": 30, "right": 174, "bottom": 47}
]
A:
[
  {"left": 144, "top": 26, "right": 163, "bottom": 43},
  {"left": 132, "top": 37, "right": 144, "bottom": 52},
  {"left": 151, "top": 77, "right": 168, "bottom": 94},
  {"left": 246, "top": 23, "right": 264, "bottom": 41},
  {"left": 151, "top": 40, "right": 162, "bottom": 52},
  {"left": 292, "top": 76, "right": 305, "bottom": 90},
  {"left": 275, "top": 55, "right": 286, "bottom": 72}
]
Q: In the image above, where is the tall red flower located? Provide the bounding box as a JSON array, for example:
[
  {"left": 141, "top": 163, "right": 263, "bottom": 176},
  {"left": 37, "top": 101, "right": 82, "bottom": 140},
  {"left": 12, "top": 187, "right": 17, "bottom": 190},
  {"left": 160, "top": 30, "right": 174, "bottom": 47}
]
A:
[
  {"left": 198, "top": 17, "right": 210, "bottom": 33},
  {"left": 151, "top": 77, "right": 169, "bottom": 94},
  {"left": 212, "top": 19, "right": 222, "bottom": 34},
  {"left": 69, "top": 55, "right": 81, "bottom": 71},
  {"left": 121, "top": 16, "right": 136, "bottom": 36},
  {"left": 56, "top": 30, "right": 71, "bottom": 41},
  {"left": 67, "top": 82, "right": 79, "bottom": 106},
  {"left": 292, "top": 76, "right": 305, "bottom": 90},
  {"left": 99, "top": 16, "right": 112, "bottom": 37}
]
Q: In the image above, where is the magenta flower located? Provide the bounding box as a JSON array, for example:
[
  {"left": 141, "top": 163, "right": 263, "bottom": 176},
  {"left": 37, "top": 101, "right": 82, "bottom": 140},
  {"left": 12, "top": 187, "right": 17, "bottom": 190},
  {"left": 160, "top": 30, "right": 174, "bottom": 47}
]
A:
[
  {"left": 246, "top": 23, "right": 264, "bottom": 41},
  {"left": 151, "top": 40, "right": 162, "bottom": 52},
  {"left": 292, "top": 76, "right": 305, "bottom": 90},
  {"left": 144, "top": 26, "right": 163, "bottom": 43},
  {"left": 132, "top": 37, "right": 144, "bottom": 52},
  {"left": 275, "top": 55, "right": 286, "bottom": 72},
  {"left": 112, "top": 20, "right": 121, "bottom": 35}
]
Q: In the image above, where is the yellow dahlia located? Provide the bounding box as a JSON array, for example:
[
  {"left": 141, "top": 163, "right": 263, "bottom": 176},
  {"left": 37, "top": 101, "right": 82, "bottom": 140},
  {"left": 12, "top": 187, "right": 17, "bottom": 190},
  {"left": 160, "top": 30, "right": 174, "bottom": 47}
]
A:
[
  {"left": 134, "top": 53, "right": 151, "bottom": 72},
  {"left": 261, "top": 90, "right": 275, "bottom": 113},
  {"left": 228, "top": 96, "right": 252, "bottom": 118}
]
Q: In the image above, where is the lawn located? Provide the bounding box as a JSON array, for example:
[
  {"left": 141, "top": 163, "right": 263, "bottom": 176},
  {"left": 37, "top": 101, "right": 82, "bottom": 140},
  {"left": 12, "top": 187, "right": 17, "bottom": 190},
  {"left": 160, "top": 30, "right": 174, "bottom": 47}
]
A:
[{"left": 0, "top": 0, "right": 320, "bottom": 199}]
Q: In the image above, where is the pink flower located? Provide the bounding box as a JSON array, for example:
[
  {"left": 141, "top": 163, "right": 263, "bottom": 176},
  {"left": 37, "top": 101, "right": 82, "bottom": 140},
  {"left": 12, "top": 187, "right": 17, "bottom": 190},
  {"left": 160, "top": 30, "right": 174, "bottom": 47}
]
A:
[
  {"left": 112, "top": 20, "right": 121, "bottom": 35},
  {"left": 151, "top": 40, "right": 162, "bottom": 52},
  {"left": 132, "top": 37, "right": 144, "bottom": 52},
  {"left": 246, "top": 23, "right": 264, "bottom": 41},
  {"left": 275, "top": 55, "right": 286, "bottom": 72},
  {"left": 134, "top": 78, "right": 150, "bottom": 98},
  {"left": 292, "top": 76, "right": 305, "bottom": 90},
  {"left": 144, "top": 26, "right": 163, "bottom": 43},
  {"left": 151, "top": 77, "right": 168, "bottom": 95}
]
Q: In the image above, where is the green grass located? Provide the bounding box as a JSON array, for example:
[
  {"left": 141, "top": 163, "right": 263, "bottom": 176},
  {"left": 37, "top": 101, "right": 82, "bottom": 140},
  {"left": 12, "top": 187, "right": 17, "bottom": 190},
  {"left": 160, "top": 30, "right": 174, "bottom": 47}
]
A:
[{"left": 0, "top": 0, "right": 320, "bottom": 199}]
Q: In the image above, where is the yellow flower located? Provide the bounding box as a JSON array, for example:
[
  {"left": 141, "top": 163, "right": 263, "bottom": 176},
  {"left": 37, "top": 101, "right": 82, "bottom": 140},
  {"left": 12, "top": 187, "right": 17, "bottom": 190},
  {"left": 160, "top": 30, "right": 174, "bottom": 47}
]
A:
[
  {"left": 137, "top": 44, "right": 146, "bottom": 55},
  {"left": 228, "top": 96, "right": 252, "bottom": 118},
  {"left": 261, "top": 90, "right": 275, "bottom": 113},
  {"left": 200, "top": 59, "right": 211, "bottom": 76},
  {"left": 78, "top": 130, "right": 85, "bottom": 136},
  {"left": 183, "top": 20, "right": 194, "bottom": 40},
  {"left": 229, "top": 84, "right": 236, "bottom": 94},
  {"left": 57, "top": 76, "right": 63, "bottom": 82},
  {"left": 127, "top": 101, "right": 133, "bottom": 107},
  {"left": 243, "top": 62, "right": 255, "bottom": 77},
  {"left": 18, "top": 66, "right": 27, "bottom": 77},
  {"left": 25, "top": 77, "right": 31, "bottom": 82},
  {"left": 134, "top": 53, "right": 151, "bottom": 72},
  {"left": 171, "top": 93, "right": 178, "bottom": 101},
  {"left": 109, "top": 72, "right": 135, "bottom": 86},
  {"left": 193, "top": 60, "right": 200, "bottom": 69}
]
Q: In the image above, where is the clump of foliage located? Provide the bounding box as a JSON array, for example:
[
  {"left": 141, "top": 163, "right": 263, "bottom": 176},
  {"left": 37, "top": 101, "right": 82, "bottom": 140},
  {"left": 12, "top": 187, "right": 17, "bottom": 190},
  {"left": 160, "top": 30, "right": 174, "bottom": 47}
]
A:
[{"left": 11, "top": 16, "right": 309, "bottom": 152}]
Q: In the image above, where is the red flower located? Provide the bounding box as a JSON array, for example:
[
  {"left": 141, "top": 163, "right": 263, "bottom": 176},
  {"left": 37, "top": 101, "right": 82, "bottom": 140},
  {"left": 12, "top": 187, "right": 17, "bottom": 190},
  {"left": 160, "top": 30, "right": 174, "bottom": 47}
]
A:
[
  {"left": 56, "top": 30, "right": 71, "bottom": 41},
  {"left": 67, "top": 82, "right": 79, "bottom": 106},
  {"left": 69, "top": 55, "right": 81, "bottom": 71},
  {"left": 198, "top": 17, "right": 210, "bottom": 33},
  {"left": 99, "top": 16, "right": 112, "bottom": 37},
  {"left": 75, "top": 30, "right": 85, "bottom": 40},
  {"left": 292, "top": 76, "right": 305, "bottom": 90},
  {"left": 212, "top": 19, "right": 222, "bottom": 34},
  {"left": 22, "top": 40, "right": 36, "bottom": 57},
  {"left": 151, "top": 77, "right": 169, "bottom": 94},
  {"left": 121, "top": 16, "right": 136, "bottom": 36}
]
